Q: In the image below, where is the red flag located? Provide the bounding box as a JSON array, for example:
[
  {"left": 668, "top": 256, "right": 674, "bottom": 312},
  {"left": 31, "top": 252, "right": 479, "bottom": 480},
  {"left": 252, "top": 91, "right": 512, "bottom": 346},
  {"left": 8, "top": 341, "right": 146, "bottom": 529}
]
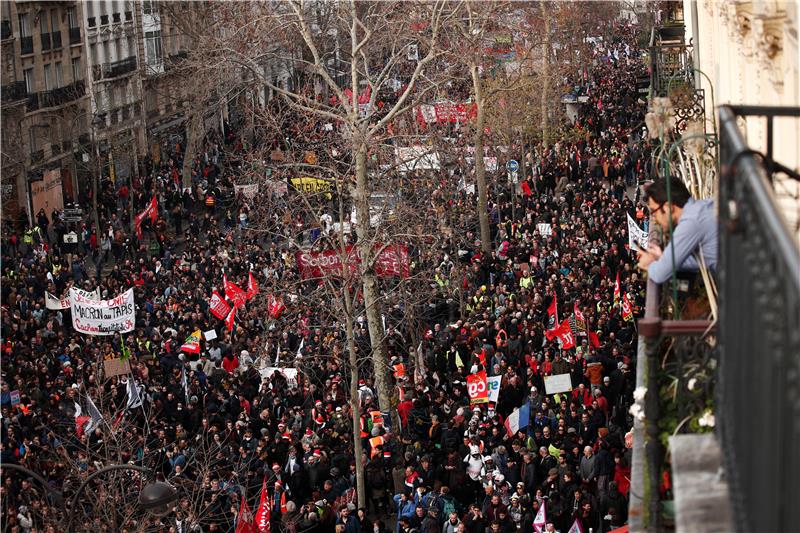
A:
[
  {"left": 546, "top": 320, "right": 576, "bottom": 349},
  {"left": 574, "top": 302, "right": 586, "bottom": 332},
  {"left": 225, "top": 304, "right": 238, "bottom": 332},
  {"left": 588, "top": 331, "right": 601, "bottom": 349},
  {"left": 209, "top": 290, "right": 232, "bottom": 320},
  {"left": 254, "top": 477, "right": 271, "bottom": 533},
  {"left": 614, "top": 272, "right": 621, "bottom": 308},
  {"left": 267, "top": 295, "right": 285, "bottom": 319},
  {"left": 247, "top": 272, "right": 259, "bottom": 300},
  {"left": 224, "top": 273, "right": 248, "bottom": 307},
  {"left": 236, "top": 492, "right": 256, "bottom": 533},
  {"left": 622, "top": 293, "right": 634, "bottom": 322},
  {"left": 547, "top": 293, "right": 558, "bottom": 330},
  {"left": 134, "top": 196, "right": 158, "bottom": 240},
  {"left": 521, "top": 181, "right": 532, "bottom": 196},
  {"left": 478, "top": 348, "right": 487, "bottom": 368}
]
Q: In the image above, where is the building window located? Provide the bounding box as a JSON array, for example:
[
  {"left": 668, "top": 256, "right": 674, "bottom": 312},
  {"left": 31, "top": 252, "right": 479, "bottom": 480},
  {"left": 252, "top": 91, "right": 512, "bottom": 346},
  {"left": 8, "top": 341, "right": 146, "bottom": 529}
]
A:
[
  {"left": 144, "top": 30, "right": 163, "bottom": 68},
  {"left": 18, "top": 13, "right": 30, "bottom": 36},
  {"left": 19, "top": 13, "right": 33, "bottom": 53},
  {"left": 67, "top": 7, "right": 77, "bottom": 29},
  {"left": 44, "top": 64, "right": 53, "bottom": 90},
  {"left": 54, "top": 61, "right": 63, "bottom": 87},
  {"left": 29, "top": 129, "right": 37, "bottom": 153},
  {"left": 40, "top": 11, "right": 51, "bottom": 51},
  {"left": 23, "top": 68, "right": 34, "bottom": 93},
  {"left": 72, "top": 57, "right": 82, "bottom": 81},
  {"left": 143, "top": 0, "right": 156, "bottom": 15}
]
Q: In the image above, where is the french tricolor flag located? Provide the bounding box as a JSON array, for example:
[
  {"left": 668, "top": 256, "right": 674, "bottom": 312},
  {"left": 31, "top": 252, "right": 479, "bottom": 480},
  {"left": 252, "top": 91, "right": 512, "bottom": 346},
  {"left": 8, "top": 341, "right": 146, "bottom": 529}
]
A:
[{"left": 504, "top": 400, "right": 530, "bottom": 436}]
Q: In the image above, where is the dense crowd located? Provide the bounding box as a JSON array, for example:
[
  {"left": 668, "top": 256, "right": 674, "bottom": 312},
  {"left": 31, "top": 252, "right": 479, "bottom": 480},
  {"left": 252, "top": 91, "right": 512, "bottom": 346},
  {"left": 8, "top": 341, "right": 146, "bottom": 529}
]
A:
[{"left": 2, "top": 21, "right": 652, "bottom": 533}]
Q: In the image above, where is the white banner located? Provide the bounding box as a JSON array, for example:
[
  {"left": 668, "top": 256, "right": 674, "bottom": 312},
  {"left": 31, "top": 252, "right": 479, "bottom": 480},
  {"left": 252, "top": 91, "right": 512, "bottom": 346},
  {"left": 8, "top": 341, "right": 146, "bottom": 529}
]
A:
[
  {"left": 259, "top": 366, "right": 299, "bottom": 387},
  {"left": 46, "top": 288, "right": 100, "bottom": 310},
  {"left": 627, "top": 213, "right": 649, "bottom": 252},
  {"left": 70, "top": 288, "right": 135, "bottom": 335},
  {"left": 234, "top": 183, "right": 259, "bottom": 199},
  {"left": 537, "top": 223, "right": 553, "bottom": 236},
  {"left": 487, "top": 375, "right": 502, "bottom": 404}
]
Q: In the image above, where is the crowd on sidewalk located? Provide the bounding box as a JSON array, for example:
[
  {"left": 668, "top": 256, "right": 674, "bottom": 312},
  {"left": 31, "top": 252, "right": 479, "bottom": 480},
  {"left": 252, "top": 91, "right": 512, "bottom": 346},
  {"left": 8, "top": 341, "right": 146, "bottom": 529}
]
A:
[{"left": 2, "top": 22, "right": 654, "bottom": 533}]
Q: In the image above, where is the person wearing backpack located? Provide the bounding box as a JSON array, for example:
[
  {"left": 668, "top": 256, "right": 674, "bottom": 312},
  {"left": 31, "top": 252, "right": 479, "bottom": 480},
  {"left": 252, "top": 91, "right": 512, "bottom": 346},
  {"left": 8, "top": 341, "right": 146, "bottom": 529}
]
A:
[{"left": 442, "top": 511, "right": 462, "bottom": 533}]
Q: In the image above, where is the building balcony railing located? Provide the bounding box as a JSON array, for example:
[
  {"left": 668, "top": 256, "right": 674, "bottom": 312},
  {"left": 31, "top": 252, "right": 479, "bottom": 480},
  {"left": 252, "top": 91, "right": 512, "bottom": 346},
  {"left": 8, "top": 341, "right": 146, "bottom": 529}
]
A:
[
  {"left": 648, "top": 24, "right": 694, "bottom": 99},
  {"left": 69, "top": 27, "right": 81, "bottom": 44},
  {"left": 51, "top": 30, "right": 61, "bottom": 49},
  {"left": 717, "top": 105, "right": 800, "bottom": 533},
  {"left": 164, "top": 50, "right": 189, "bottom": 72},
  {"left": 40, "top": 32, "right": 51, "bottom": 51},
  {"left": 93, "top": 57, "right": 137, "bottom": 81},
  {"left": 20, "top": 35, "right": 33, "bottom": 54},
  {"left": 1, "top": 81, "right": 27, "bottom": 103},
  {"left": 1, "top": 20, "right": 11, "bottom": 40},
  {"left": 26, "top": 80, "right": 86, "bottom": 112}
]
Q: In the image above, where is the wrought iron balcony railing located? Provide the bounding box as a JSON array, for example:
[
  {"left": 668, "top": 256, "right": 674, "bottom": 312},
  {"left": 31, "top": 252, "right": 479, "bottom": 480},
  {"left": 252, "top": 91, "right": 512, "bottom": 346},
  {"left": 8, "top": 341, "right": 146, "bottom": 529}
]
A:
[
  {"left": 717, "top": 105, "right": 800, "bottom": 533},
  {"left": 26, "top": 80, "right": 86, "bottom": 112},
  {"left": 69, "top": 27, "right": 81, "bottom": 44}
]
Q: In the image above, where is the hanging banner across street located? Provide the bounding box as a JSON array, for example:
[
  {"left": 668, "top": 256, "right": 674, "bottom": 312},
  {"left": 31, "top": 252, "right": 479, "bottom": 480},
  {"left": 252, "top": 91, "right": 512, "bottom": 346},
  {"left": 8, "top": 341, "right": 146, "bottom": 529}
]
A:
[
  {"left": 70, "top": 288, "right": 135, "bottom": 335},
  {"left": 296, "top": 244, "right": 410, "bottom": 280}
]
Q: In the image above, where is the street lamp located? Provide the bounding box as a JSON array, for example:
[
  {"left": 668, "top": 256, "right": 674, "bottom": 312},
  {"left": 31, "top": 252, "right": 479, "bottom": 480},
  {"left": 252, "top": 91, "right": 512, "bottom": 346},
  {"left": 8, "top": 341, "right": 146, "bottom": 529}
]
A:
[{"left": 2, "top": 463, "right": 178, "bottom": 530}]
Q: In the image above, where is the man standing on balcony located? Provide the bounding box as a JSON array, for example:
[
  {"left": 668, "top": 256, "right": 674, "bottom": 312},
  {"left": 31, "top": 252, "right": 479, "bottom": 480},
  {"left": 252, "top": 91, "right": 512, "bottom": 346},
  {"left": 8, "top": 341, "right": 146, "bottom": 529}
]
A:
[{"left": 636, "top": 176, "right": 718, "bottom": 283}]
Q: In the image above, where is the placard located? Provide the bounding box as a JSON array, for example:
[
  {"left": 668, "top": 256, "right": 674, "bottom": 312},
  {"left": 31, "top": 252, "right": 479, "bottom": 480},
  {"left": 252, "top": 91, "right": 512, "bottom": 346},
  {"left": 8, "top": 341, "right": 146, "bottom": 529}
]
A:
[
  {"left": 544, "top": 373, "right": 573, "bottom": 395},
  {"left": 103, "top": 357, "right": 132, "bottom": 378},
  {"left": 537, "top": 223, "right": 553, "bottom": 236},
  {"left": 204, "top": 329, "right": 218, "bottom": 341},
  {"left": 627, "top": 213, "right": 649, "bottom": 252},
  {"left": 487, "top": 375, "right": 501, "bottom": 403},
  {"left": 70, "top": 288, "right": 135, "bottom": 335},
  {"left": 10, "top": 390, "right": 20, "bottom": 406}
]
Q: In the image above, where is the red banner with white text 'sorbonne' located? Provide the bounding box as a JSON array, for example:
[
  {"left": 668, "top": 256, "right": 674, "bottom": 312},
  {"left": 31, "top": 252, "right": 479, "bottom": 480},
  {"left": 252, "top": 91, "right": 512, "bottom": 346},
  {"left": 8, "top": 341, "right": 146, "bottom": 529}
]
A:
[{"left": 295, "top": 244, "right": 409, "bottom": 280}]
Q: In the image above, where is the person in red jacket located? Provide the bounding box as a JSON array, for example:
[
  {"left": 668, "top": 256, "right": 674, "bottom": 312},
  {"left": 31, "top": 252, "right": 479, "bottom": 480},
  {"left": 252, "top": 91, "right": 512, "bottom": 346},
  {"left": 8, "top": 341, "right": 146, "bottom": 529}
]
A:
[{"left": 221, "top": 351, "right": 239, "bottom": 373}]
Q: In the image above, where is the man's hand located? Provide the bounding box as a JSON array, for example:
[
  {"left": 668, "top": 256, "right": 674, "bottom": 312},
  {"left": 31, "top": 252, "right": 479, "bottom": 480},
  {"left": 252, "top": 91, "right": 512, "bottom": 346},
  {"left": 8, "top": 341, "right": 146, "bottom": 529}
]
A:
[{"left": 637, "top": 243, "right": 662, "bottom": 270}]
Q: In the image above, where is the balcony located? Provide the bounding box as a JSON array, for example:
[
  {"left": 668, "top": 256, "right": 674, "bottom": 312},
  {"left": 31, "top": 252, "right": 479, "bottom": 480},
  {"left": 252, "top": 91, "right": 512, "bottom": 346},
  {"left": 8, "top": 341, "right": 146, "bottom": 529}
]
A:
[
  {"left": 20, "top": 35, "right": 33, "bottom": 54},
  {"left": 51, "top": 30, "right": 61, "bottom": 49},
  {"left": 1, "top": 81, "right": 27, "bottom": 103},
  {"left": 112, "top": 12, "right": 121, "bottom": 24},
  {"left": 69, "top": 27, "right": 81, "bottom": 44},
  {"left": 1, "top": 20, "right": 11, "bottom": 40},
  {"left": 717, "top": 105, "right": 800, "bottom": 532},
  {"left": 164, "top": 50, "right": 188, "bottom": 72},
  {"left": 629, "top": 106, "right": 800, "bottom": 532},
  {"left": 125, "top": 11, "right": 133, "bottom": 22},
  {"left": 26, "top": 80, "right": 86, "bottom": 112},
  {"left": 100, "top": 14, "right": 109, "bottom": 26},
  {"left": 87, "top": 16, "right": 96, "bottom": 28},
  {"left": 41, "top": 32, "right": 51, "bottom": 51},
  {"left": 94, "top": 56, "right": 137, "bottom": 81}
]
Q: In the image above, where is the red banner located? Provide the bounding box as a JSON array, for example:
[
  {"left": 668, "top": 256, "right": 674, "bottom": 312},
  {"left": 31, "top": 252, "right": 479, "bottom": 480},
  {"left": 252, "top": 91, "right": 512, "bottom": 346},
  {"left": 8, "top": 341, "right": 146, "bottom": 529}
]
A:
[
  {"left": 416, "top": 101, "right": 477, "bottom": 125},
  {"left": 467, "top": 370, "right": 489, "bottom": 405},
  {"left": 295, "top": 244, "right": 409, "bottom": 280}
]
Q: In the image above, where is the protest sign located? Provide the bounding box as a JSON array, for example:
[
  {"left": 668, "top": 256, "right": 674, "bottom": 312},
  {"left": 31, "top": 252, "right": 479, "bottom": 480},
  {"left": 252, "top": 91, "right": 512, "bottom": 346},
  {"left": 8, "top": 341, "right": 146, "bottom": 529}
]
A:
[
  {"left": 103, "top": 358, "right": 132, "bottom": 378},
  {"left": 234, "top": 183, "right": 259, "bottom": 199},
  {"left": 204, "top": 329, "right": 218, "bottom": 341},
  {"left": 10, "top": 390, "right": 20, "bottom": 406},
  {"left": 467, "top": 370, "right": 489, "bottom": 405},
  {"left": 544, "top": 373, "right": 573, "bottom": 395},
  {"left": 487, "top": 375, "right": 502, "bottom": 404},
  {"left": 70, "top": 288, "right": 135, "bottom": 335},
  {"left": 627, "top": 213, "right": 649, "bottom": 251},
  {"left": 259, "top": 367, "right": 299, "bottom": 387},
  {"left": 537, "top": 223, "right": 553, "bottom": 236},
  {"left": 46, "top": 288, "right": 100, "bottom": 310}
]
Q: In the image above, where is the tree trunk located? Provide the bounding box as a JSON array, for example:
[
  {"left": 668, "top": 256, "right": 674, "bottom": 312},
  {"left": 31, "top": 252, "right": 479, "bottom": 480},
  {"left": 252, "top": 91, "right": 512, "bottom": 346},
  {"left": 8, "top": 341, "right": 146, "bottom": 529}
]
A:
[
  {"left": 470, "top": 64, "right": 491, "bottom": 254},
  {"left": 343, "top": 284, "right": 367, "bottom": 508},
  {"left": 181, "top": 109, "right": 203, "bottom": 189},
  {"left": 540, "top": 1, "right": 551, "bottom": 148},
  {"left": 352, "top": 142, "right": 396, "bottom": 428}
]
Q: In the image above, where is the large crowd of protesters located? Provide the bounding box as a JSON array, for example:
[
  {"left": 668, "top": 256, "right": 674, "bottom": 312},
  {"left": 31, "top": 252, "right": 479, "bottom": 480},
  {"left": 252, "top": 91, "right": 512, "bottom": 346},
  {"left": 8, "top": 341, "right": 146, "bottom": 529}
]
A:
[{"left": 1, "top": 21, "right": 657, "bottom": 533}]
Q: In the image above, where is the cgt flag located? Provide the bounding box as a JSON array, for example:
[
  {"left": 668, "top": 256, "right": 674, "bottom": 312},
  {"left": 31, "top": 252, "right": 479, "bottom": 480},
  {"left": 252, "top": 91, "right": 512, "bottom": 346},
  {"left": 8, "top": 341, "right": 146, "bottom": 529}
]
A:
[
  {"left": 247, "top": 272, "right": 259, "bottom": 300},
  {"left": 467, "top": 370, "right": 489, "bottom": 405},
  {"left": 545, "top": 320, "right": 576, "bottom": 350},
  {"left": 134, "top": 196, "right": 158, "bottom": 240},
  {"left": 622, "top": 293, "right": 634, "bottom": 322},
  {"left": 236, "top": 492, "right": 256, "bottom": 533},
  {"left": 224, "top": 273, "right": 248, "bottom": 308},
  {"left": 614, "top": 272, "right": 621, "bottom": 308},
  {"left": 547, "top": 293, "right": 559, "bottom": 330}
]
